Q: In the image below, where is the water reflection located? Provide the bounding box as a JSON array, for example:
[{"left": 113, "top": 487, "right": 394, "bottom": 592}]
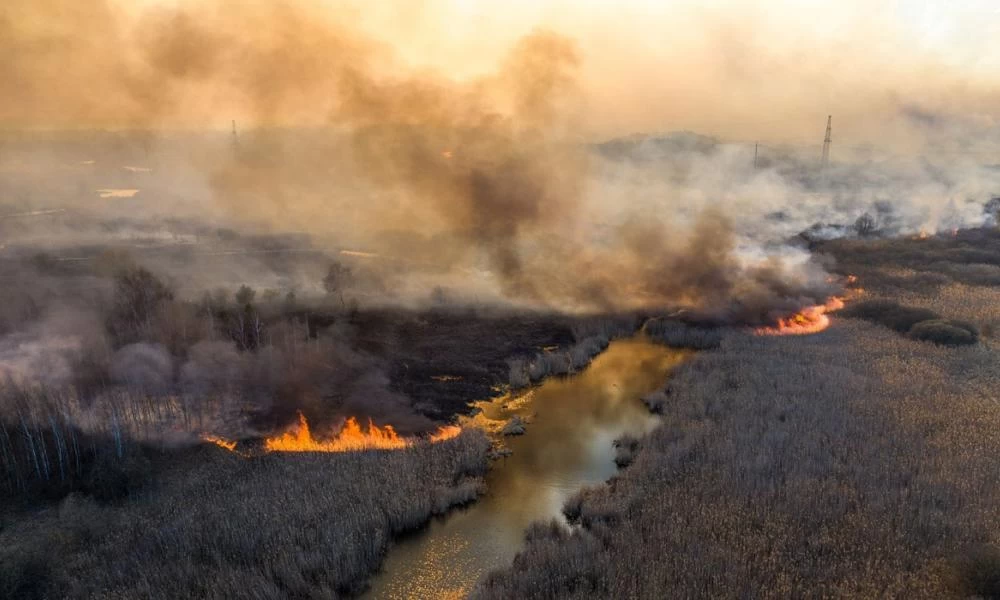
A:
[{"left": 364, "top": 337, "right": 688, "bottom": 599}]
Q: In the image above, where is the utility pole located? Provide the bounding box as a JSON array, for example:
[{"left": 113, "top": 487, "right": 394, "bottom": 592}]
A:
[
  {"left": 231, "top": 119, "right": 239, "bottom": 152},
  {"left": 821, "top": 115, "right": 832, "bottom": 170},
  {"left": 753, "top": 142, "right": 759, "bottom": 169}
]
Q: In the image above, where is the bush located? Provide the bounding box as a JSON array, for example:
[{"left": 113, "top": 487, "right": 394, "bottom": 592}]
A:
[
  {"left": 613, "top": 434, "right": 640, "bottom": 468},
  {"left": 569, "top": 336, "right": 608, "bottom": 369},
  {"left": 502, "top": 416, "right": 526, "bottom": 436},
  {"left": 841, "top": 299, "right": 940, "bottom": 333},
  {"left": 508, "top": 358, "right": 530, "bottom": 389},
  {"left": 908, "top": 319, "right": 978, "bottom": 346}
]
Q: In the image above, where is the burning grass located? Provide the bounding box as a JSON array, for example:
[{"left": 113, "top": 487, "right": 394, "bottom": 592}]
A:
[
  {"left": 754, "top": 296, "right": 846, "bottom": 336},
  {"left": 204, "top": 412, "right": 462, "bottom": 454},
  {"left": 0, "top": 429, "right": 490, "bottom": 598}
]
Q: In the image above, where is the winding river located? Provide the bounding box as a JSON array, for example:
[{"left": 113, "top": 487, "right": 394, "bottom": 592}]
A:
[{"left": 364, "top": 337, "right": 688, "bottom": 599}]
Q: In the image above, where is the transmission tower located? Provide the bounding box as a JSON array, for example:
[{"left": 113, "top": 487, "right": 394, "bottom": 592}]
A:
[
  {"left": 231, "top": 119, "right": 240, "bottom": 152},
  {"left": 753, "top": 142, "right": 759, "bottom": 169},
  {"left": 821, "top": 115, "right": 832, "bottom": 169}
]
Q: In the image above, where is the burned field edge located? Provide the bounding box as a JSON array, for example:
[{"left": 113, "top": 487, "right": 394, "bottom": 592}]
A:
[
  {"left": 0, "top": 429, "right": 492, "bottom": 599},
  {"left": 4, "top": 227, "right": 1000, "bottom": 598},
  {"left": 0, "top": 236, "right": 686, "bottom": 599},
  {"left": 474, "top": 229, "right": 1000, "bottom": 599}
]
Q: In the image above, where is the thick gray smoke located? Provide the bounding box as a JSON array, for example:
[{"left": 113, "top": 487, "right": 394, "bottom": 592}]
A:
[{"left": 3, "top": 0, "right": 999, "bottom": 319}]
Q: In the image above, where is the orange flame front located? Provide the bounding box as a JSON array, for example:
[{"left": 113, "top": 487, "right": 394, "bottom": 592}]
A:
[
  {"left": 203, "top": 412, "right": 462, "bottom": 454},
  {"left": 428, "top": 425, "right": 462, "bottom": 443},
  {"left": 203, "top": 435, "right": 237, "bottom": 452},
  {"left": 266, "top": 412, "right": 410, "bottom": 452},
  {"left": 755, "top": 297, "right": 846, "bottom": 336}
]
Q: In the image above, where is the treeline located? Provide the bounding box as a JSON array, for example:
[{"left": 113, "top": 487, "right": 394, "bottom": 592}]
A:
[{"left": 0, "top": 258, "right": 434, "bottom": 503}]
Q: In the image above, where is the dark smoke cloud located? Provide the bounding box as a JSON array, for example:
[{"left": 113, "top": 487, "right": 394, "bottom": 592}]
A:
[{"left": 8, "top": 0, "right": 999, "bottom": 320}]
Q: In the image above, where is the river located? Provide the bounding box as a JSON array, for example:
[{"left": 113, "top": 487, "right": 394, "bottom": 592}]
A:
[{"left": 364, "top": 337, "right": 688, "bottom": 599}]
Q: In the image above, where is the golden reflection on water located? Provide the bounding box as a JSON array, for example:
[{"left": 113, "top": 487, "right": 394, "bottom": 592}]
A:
[{"left": 364, "top": 337, "right": 689, "bottom": 600}]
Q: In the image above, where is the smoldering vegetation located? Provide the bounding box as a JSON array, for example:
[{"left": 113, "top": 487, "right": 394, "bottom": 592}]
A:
[
  {"left": 474, "top": 320, "right": 1000, "bottom": 598},
  {"left": 0, "top": 429, "right": 490, "bottom": 599}
]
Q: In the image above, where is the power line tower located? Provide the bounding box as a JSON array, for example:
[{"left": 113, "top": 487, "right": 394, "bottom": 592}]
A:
[
  {"left": 821, "top": 115, "right": 832, "bottom": 169},
  {"left": 231, "top": 119, "right": 240, "bottom": 152}
]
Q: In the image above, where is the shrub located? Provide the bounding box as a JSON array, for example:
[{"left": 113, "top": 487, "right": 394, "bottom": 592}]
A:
[
  {"left": 569, "top": 336, "right": 608, "bottom": 369},
  {"left": 508, "top": 358, "right": 530, "bottom": 389},
  {"left": 502, "top": 416, "right": 526, "bottom": 436},
  {"left": 908, "top": 319, "right": 978, "bottom": 346},
  {"left": 613, "top": 434, "right": 640, "bottom": 468},
  {"left": 841, "top": 299, "right": 940, "bottom": 333}
]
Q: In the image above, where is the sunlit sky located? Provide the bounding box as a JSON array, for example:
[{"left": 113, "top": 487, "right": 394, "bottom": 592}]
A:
[
  {"left": 8, "top": 0, "right": 1000, "bottom": 144},
  {"left": 333, "top": 0, "right": 1000, "bottom": 143},
  {"left": 128, "top": 0, "right": 999, "bottom": 76}
]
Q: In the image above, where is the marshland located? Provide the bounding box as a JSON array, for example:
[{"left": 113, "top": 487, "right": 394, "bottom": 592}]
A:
[{"left": 3, "top": 1, "right": 1000, "bottom": 598}]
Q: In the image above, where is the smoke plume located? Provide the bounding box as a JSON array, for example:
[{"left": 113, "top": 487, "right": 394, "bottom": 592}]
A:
[{"left": 2, "top": 0, "right": 999, "bottom": 318}]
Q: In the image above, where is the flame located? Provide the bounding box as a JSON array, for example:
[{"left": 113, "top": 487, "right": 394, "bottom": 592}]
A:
[
  {"left": 441, "top": 150, "right": 454, "bottom": 159},
  {"left": 266, "top": 412, "right": 410, "bottom": 452},
  {"left": 756, "top": 297, "right": 846, "bottom": 336},
  {"left": 203, "top": 435, "right": 238, "bottom": 451},
  {"left": 429, "top": 425, "right": 462, "bottom": 443},
  {"left": 205, "top": 412, "right": 462, "bottom": 454}
]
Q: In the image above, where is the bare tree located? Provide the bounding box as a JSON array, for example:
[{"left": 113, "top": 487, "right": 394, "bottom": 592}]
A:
[
  {"left": 235, "top": 285, "right": 256, "bottom": 307},
  {"left": 107, "top": 267, "right": 174, "bottom": 346},
  {"left": 854, "top": 212, "right": 877, "bottom": 237},
  {"left": 323, "top": 262, "right": 353, "bottom": 308}
]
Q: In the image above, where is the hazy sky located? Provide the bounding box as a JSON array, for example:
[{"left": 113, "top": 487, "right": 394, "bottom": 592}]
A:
[{"left": 4, "top": 0, "right": 999, "bottom": 146}]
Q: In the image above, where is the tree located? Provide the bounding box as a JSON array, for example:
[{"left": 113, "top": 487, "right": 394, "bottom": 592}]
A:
[
  {"left": 235, "top": 285, "right": 256, "bottom": 307},
  {"left": 854, "top": 212, "right": 877, "bottom": 237},
  {"left": 108, "top": 267, "right": 173, "bottom": 346},
  {"left": 323, "top": 262, "right": 353, "bottom": 308}
]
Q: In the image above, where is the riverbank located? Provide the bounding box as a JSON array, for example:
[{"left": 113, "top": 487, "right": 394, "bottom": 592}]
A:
[
  {"left": 0, "top": 430, "right": 489, "bottom": 599},
  {"left": 364, "top": 338, "right": 689, "bottom": 599},
  {"left": 475, "top": 320, "right": 1000, "bottom": 598}
]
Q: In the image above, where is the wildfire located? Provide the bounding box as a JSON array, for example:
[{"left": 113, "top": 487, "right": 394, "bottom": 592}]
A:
[
  {"left": 429, "top": 425, "right": 462, "bottom": 442},
  {"left": 756, "top": 297, "right": 846, "bottom": 336},
  {"left": 267, "top": 413, "right": 410, "bottom": 452},
  {"left": 203, "top": 435, "right": 237, "bottom": 452},
  {"left": 203, "top": 412, "right": 462, "bottom": 454}
]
